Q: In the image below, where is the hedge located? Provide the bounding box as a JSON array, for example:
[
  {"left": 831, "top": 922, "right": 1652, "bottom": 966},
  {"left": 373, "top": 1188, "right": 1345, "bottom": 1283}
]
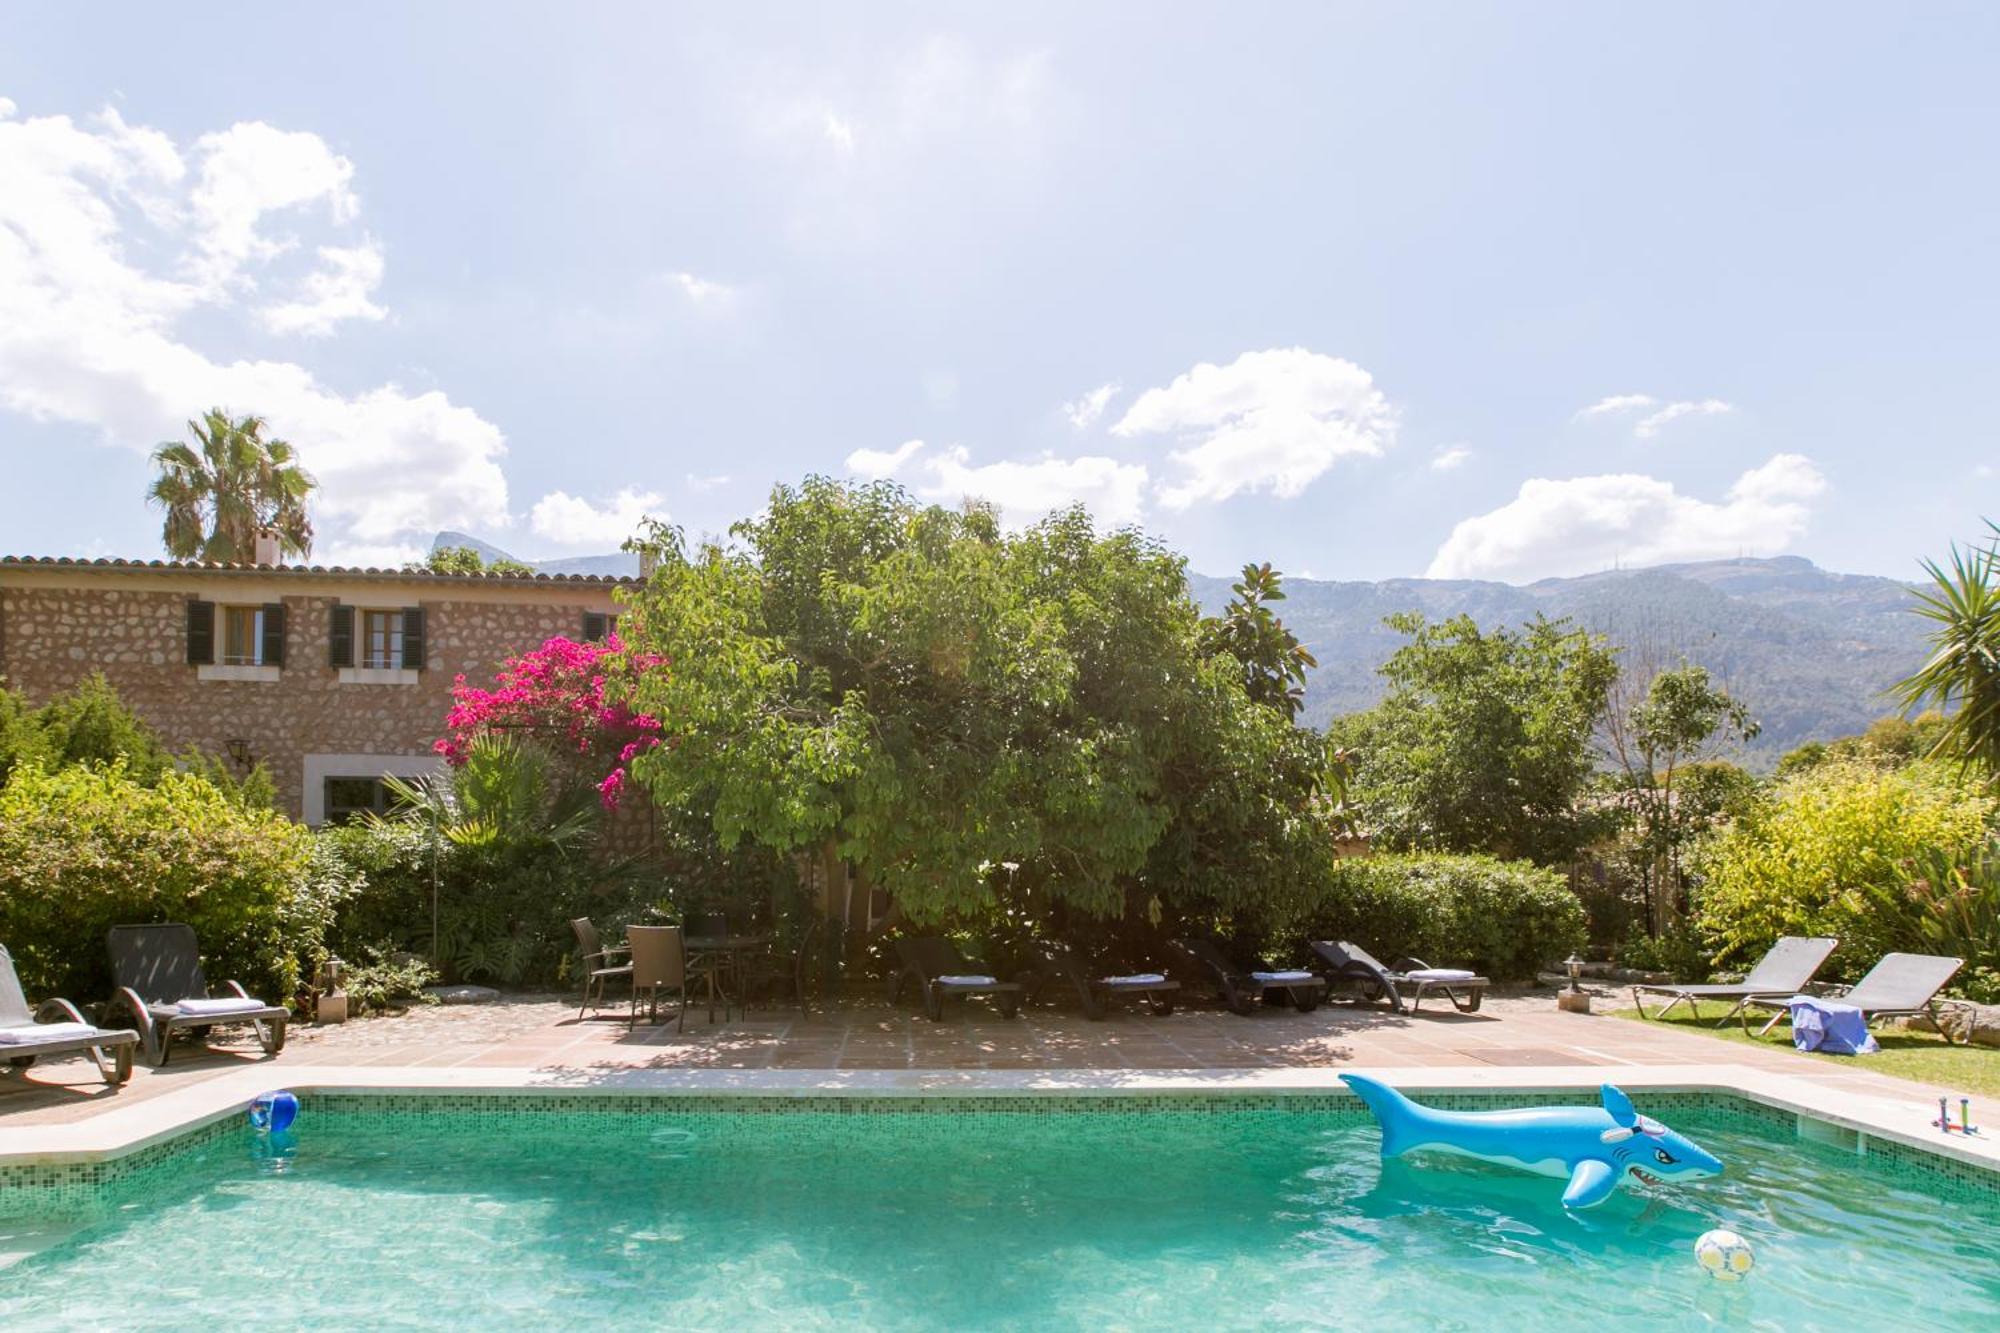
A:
[
  {"left": 0, "top": 762, "right": 322, "bottom": 1005},
  {"left": 1300, "top": 853, "right": 1587, "bottom": 981}
]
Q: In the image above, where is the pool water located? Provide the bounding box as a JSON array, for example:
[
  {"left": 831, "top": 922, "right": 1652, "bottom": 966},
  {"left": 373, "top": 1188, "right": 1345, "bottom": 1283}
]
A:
[{"left": 3, "top": 1098, "right": 1996, "bottom": 1329}]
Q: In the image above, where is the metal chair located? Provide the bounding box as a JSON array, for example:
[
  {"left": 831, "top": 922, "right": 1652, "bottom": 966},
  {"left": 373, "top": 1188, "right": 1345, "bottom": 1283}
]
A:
[
  {"left": 571, "top": 917, "right": 632, "bottom": 1019},
  {"left": 627, "top": 925, "right": 706, "bottom": 1031}
]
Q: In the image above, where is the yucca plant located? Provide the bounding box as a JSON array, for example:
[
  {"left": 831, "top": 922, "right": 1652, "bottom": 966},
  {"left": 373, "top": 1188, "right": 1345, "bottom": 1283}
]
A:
[{"left": 1892, "top": 520, "right": 2000, "bottom": 785}]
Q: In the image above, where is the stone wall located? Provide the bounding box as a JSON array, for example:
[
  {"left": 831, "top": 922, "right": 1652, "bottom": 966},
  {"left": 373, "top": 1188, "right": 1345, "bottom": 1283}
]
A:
[{"left": 0, "top": 572, "right": 624, "bottom": 821}]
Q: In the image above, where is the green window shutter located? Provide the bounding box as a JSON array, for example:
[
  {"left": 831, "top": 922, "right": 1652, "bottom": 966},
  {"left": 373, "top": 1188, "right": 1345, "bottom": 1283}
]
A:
[
  {"left": 401, "top": 606, "right": 426, "bottom": 670},
  {"left": 185, "top": 599, "right": 215, "bottom": 665},
  {"left": 262, "top": 603, "right": 286, "bottom": 667},
  {"left": 581, "top": 611, "right": 607, "bottom": 642},
  {"left": 328, "top": 604, "right": 354, "bottom": 668}
]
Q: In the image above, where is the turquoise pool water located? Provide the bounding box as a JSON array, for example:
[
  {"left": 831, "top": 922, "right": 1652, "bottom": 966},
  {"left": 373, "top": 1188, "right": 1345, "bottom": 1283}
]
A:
[{"left": 3, "top": 1096, "right": 1996, "bottom": 1329}]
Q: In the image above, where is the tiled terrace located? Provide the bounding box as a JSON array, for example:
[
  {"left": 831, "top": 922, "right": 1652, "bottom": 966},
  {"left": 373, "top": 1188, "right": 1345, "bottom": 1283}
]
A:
[{"left": 0, "top": 983, "right": 1967, "bottom": 1130}]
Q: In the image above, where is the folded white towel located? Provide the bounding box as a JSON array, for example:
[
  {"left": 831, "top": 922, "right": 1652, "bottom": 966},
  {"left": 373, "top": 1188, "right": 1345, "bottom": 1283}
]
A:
[
  {"left": 175, "top": 997, "right": 266, "bottom": 1016},
  {"left": 1405, "top": 968, "right": 1478, "bottom": 983},
  {"left": 0, "top": 1021, "right": 98, "bottom": 1044},
  {"left": 935, "top": 974, "right": 998, "bottom": 986},
  {"left": 1102, "top": 973, "right": 1168, "bottom": 986},
  {"left": 1251, "top": 970, "right": 1314, "bottom": 984}
]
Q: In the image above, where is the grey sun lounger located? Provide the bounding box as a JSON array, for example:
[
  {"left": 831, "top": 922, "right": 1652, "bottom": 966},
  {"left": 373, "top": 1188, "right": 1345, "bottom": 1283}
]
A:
[
  {"left": 892, "top": 937, "right": 1023, "bottom": 1021},
  {"left": 1743, "top": 951, "right": 1967, "bottom": 1044},
  {"left": 106, "top": 924, "right": 289, "bottom": 1066},
  {"left": 1630, "top": 935, "right": 1839, "bottom": 1026},
  {"left": 1020, "top": 942, "right": 1180, "bottom": 1019},
  {"left": 1170, "top": 938, "right": 1325, "bottom": 1015},
  {"left": 1312, "top": 940, "right": 1490, "bottom": 1014},
  {"left": 0, "top": 943, "right": 138, "bottom": 1086}
]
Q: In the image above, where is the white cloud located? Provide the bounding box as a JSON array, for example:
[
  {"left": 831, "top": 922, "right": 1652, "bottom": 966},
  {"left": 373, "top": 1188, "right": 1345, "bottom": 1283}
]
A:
[
  {"left": 528, "top": 487, "right": 665, "bottom": 547},
  {"left": 1426, "top": 453, "right": 1827, "bottom": 583},
  {"left": 667, "top": 270, "right": 734, "bottom": 305},
  {"left": 1113, "top": 347, "right": 1396, "bottom": 509},
  {"left": 0, "top": 100, "right": 509, "bottom": 560},
  {"left": 822, "top": 112, "right": 856, "bottom": 155},
  {"left": 1062, "top": 381, "right": 1119, "bottom": 430},
  {"left": 684, "top": 471, "right": 731, "bottom": 492},
  {"left": 843, "top": 439, "right": 1147, "bottom": 527},
  {"left": 1574, "top": 394, "right": 1657, "bottom": 420},
  {"left": 1430, "top": 445, "right": 1474, "bottom": 472},
  {"left": 1574, "top": 392, "right": 1734, "bottom": 439},
  {"left": 1635, "top": 398, "right": 1732, "bottom": 439},
  {"left": 0, "top": 98, "right": 17, "bottom": 120}
]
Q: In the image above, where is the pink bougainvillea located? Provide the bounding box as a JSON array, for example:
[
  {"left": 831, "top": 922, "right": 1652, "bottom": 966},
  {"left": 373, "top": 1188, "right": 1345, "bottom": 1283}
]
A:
[{"left": 433, "top": 634, "right": 664, "bottom": 807}]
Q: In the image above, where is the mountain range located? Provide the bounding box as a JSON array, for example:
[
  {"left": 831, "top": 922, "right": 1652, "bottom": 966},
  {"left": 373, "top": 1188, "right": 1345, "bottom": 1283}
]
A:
[{"left": 435, "top": 532, "right": 1928, "bottom": 766}]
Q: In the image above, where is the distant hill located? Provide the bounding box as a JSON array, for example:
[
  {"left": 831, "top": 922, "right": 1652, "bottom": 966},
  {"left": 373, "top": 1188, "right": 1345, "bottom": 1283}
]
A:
[
  {"left": 1189, "top": 556, "right": 1929, "bottom": 767},
  {"left": 437, "top": 528, "right": 1927, "bottom": 767}
]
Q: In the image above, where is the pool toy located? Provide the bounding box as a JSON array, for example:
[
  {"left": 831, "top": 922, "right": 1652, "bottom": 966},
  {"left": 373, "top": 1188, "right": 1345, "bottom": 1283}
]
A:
[
  {"left": 1932, "top": 1096, "right": 1982, "bottom": 1136},
  {"left": 1694, "top": 1228, "right": 1755, "bottom": 1281},
  {"left": 249, "top": 1089, "right": 300, "bottom": 1133},
  {"left": 1341, "top": 1074, "right": 1725, "bottom": 1208}
]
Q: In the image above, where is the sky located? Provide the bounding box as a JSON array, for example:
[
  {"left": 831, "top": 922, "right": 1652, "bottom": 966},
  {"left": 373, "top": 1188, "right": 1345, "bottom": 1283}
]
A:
[{"left": 3, "top": 3, "right": 1998, "bottom": 584}]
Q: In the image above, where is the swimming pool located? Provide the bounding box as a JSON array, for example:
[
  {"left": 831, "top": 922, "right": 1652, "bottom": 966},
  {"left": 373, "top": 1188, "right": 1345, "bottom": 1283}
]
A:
[{"left": 3, "top": 1091, "right": 1996, "bottom": 1329}]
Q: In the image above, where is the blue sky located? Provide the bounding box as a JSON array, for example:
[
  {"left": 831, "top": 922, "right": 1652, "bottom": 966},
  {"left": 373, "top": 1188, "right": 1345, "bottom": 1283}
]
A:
[{"left": 3, "top": 3, "right": 1997, "bottom": 582}]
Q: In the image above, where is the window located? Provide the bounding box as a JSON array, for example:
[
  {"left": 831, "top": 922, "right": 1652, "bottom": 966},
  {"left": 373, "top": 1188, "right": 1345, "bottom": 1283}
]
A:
[
  {"left": 361, "top": 609, "right": 404, "bottom": 669},
  {"left": 323, "top": 776, "right": 395, "bottom": 824},
  {"left": 581, "top": 611, "right": 619, "bottom": 642},
  {"left": 221, "top": 605, "right": 265, "bottom": 665}
]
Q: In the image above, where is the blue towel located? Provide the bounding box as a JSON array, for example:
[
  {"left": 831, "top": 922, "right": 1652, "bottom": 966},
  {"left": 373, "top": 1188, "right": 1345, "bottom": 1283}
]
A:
[{"left": 1787, "top": 995, "right": 1879, "bottom": 1055}]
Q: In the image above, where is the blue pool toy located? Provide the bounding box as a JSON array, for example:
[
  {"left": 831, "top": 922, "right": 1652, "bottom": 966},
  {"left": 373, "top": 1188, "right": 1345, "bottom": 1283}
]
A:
[
  {"left": 249, "top": 1090, "right": 300, "bottom": 1134},
  {"left": 1342, "top": 1074, "right": 1724, "bottom": 1208}
]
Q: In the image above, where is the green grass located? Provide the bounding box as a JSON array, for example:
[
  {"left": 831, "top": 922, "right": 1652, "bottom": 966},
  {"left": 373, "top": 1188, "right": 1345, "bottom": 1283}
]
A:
[{"left": 1609, "top": 1000, "right": 2000, "bottom": 1099}]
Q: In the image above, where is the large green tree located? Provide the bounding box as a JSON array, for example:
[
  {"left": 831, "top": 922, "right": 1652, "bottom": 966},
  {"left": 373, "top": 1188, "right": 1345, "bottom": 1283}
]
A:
[
  {"left": 1334, "top": 612, "right": 1618, "bottom": 865},
  {"left": 147, "top": 409, "right": 316, "bottom": 562},
  {"left": 1894, "top": 519, "right": 2000, "bottom": 784},
  {"left": 615, "top": 478, "right": 1334, "bottom": 931}
]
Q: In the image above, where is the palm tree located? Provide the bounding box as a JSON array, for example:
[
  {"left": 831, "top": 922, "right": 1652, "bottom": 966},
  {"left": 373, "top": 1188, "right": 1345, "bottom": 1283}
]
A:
[
  {"left": 1893, "top": 520, "right": 2000, "bottom": 783},
  {"left": 147, "top": 409, "right": 316, "bottom": 562}
]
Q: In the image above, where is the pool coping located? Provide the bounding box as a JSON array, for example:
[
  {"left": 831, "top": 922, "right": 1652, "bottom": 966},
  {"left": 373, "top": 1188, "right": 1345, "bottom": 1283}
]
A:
[{"left": 4, "top": 1063, "right": 1997, "bottom": 1177}]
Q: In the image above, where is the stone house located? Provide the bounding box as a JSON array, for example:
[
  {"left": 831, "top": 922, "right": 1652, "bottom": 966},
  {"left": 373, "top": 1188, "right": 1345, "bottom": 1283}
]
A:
[{"left": 0, "top": 554, "right": 631, "bottom": 823}]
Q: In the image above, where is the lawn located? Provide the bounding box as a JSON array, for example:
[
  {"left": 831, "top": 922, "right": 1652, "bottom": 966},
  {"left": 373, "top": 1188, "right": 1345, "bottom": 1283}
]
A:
[{"left": 1609, "top": 1000, "right": 2000, "bottom": 1099}]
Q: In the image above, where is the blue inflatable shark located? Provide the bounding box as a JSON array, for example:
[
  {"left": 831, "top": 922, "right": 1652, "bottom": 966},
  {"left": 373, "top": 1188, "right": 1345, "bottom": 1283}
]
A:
[{"left": 1341, "top": 1074, "right": 1724, "bottom": 1208}]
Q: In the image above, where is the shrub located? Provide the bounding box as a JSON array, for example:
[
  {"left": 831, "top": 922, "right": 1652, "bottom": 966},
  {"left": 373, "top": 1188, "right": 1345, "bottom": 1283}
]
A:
[
  {"left": 1300, "top": 853, "right": 1587, "bottom": 981},
  {"left": 0, "top": 762, "right": 317, "bottom": 1004},
  {"left": 343, "top": 949, "right": 441, "bottom": 1014},
  {"left": 1692, "top": 760, "right": 1996, "bottom": 982}
]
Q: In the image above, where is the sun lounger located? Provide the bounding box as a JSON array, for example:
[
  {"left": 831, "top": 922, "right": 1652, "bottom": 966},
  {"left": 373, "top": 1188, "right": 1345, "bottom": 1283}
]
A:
[
  {"left": 0, "top": 944, "right": 138, "bottom": 1086},
  {"left": 1629, "top": 935, "right": 1838, "bottom": 1025},
  {"left": 892, "top": 937, "right": 1023, "bottom": 1021},
  {"left": 1312, "top": 940, "right": 1491, "bottom": 1014},
  {"left": 105, "top": 924, "right": 289, "bottom": 1066},
  {"left": 1020, "top": 943, "right": 1180, "bottom": 1019},
  {"left": 1743, "top": 951, "right": 1967, "bottom": 1044},
  {"left": 1170, "top": 938, "right": 1325, "bottom": 1015}
]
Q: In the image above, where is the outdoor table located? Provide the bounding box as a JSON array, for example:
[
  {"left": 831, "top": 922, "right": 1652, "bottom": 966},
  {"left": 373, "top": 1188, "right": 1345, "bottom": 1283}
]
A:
[{"left": 684, "top": 934, "right": 772, "bottom": 1022}]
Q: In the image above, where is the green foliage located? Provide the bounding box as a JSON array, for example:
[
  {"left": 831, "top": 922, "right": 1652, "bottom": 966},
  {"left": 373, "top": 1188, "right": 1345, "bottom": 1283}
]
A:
[
  {"left": 621, "top": 483, "right": 1335, "bottom": 930},
  {"left": 175, "top": 750, "right": 280, "bottom": 810},
  {"left": 1300, "top": 853, "right": 1587, "bottom": 981},
  {"left": 1893, "top": 519, "right": 2000, "bottom": 784},
  {"left": 0, "top": 683, "right": 47, "bottom": 784},
  {"left": 148, "top": 408, "right": 316, "bottom": 561},
  {"left": 1199, "top": 563, "right": 1318, "bottom": 719},
  {"left": 1775, "top": 712, "right": 1950, "bottom": 779},
  {"left": 0, "top": 762, "right": 317, "bottom": 1003},
  {"left": 1617, "top": 923, "right": 1715, "bottom": 981},
  {"left": 342, "top": 949, "right": 441, "bottom": 1014},
  {"left": 1856, "top": 838, "right": 2000, "bottom": 1004},
  {"left": 1334, "top": 613, "right": 1619, "bottom": 865},
  {"left": 1693, "top": 760, "right": 1997, "bottom": 981},
  {"left": 411, "top": 545, "right": 536, "bottom": 577},
  {"left": 29, "top": 673, "right": 174, "bottom": 782}
]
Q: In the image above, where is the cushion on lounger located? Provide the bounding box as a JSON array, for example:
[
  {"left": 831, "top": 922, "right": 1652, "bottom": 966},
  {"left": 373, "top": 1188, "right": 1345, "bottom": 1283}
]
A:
[
  {"left": 1250, "top": 970, "right": 1314, "bottom": 984},
  {"left": 1101, "top": 973, "right": 1168, "bottom": 985},
  {"left": 935, "top": 974, "right": 998, "bottom": 986},
  {"left": 174, "top": 997, "right": 267, "bottom": 1016},
  {"left": 1405, "top": 968, "right": 1478, "bottom": 982},
  {"left": 0, "top": 1021, "right": 99, "bottom": 1044}
]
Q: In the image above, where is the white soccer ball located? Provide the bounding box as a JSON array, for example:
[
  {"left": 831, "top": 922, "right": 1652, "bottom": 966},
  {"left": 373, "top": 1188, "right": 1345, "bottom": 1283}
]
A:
[{"left": 1694, "top": 1228, "right": 1755, "bottom": 1282}]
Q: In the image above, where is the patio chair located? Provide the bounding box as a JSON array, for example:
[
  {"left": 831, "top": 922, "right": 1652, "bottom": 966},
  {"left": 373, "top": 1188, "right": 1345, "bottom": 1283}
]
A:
[
  {"left": 626, "top": 925, "right": 709, "bottom": 1031},
  {"left": 1019, "top": 942, "right": 1179, "bottom": 1019},
  {"left": 0, "top": 943, "right": 139, "bottom": 1086},
  {"left": 1629, "top": 935, "right": 1838, "bottom": 1026},
  {"left": 105, "top": 924, "right": 288, "bottom": 1067},
  {"left": 1742, "top": 952, "right": 1968, "bottom": 1044},
  {"left": 1169, "top": 937, "right": 1325, "bottom": 1015},
  {"left": 1312, "top": 940, "right": 1491, "bottom": 1015},
  {"left": 571, "top": 917, "right": 633, "bottom": 1018},
  {"left": 892, "top": 937, "right": 1023, "bottom": 1021}
]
